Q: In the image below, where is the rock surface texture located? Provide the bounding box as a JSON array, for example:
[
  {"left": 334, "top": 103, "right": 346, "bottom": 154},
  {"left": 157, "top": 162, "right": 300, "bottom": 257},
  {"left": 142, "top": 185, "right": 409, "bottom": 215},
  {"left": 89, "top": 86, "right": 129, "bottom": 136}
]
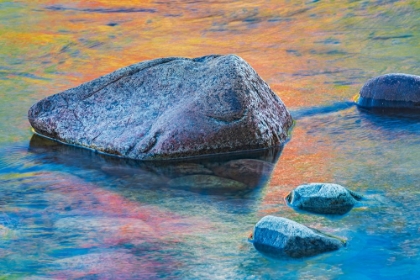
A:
[
  {"left": 28, "top": 55, "right": 293, "bottom": 160},
  {"left": 286, "top": 183, "right": 363, "bottom": 215},
  {"left": 252, "top": 215, "right": 345, "bottom": 258},
  {"left": 357, "top": 73, "right": 420, "bottom": 111}
]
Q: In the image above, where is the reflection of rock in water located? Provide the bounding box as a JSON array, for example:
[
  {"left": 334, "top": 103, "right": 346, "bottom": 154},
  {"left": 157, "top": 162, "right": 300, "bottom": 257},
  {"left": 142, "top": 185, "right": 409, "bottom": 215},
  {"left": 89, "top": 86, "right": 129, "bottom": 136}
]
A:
[
  {"left": 211, "top": 159, "right": 274, "bottom": 187},
  {"left": 160, "top": 163, "right": 213, "bottom": 176},
  {"left": 358, "top": 109, "right": 420, "bottom": 131},
  {"left": 168, "top": 175, "right": 249, "bottom": 195},
  {"left": 298, "top": 106, "right": 420, "bottom": 144},
  {"left": 29, "top": 134, "right": 282, "bottom": 197}
]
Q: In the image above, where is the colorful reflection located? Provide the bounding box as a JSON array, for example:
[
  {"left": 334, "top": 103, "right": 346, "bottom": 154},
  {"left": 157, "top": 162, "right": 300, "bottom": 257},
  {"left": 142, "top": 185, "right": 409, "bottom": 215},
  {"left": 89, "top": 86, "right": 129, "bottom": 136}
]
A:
[{"left": 1, "top": 0, "right": 420, "bottom": 278}]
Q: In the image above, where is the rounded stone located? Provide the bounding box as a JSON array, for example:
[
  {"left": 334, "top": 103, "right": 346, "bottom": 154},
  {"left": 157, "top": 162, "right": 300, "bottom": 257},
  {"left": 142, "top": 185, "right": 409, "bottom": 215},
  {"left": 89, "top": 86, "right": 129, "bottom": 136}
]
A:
[
  {"left": 252, "top": 215, "right": 345, "bottom": 258},
  {"left": 357, "top": 73, "right": 420, "bottom": 111},
  {"left": 286, "top": 183, "right": 363, "bottom": 215}
]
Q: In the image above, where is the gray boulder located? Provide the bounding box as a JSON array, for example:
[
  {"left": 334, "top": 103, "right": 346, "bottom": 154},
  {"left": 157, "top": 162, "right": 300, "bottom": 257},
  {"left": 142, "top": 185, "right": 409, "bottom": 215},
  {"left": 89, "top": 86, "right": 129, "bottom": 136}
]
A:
[
  {"left": 286, "top": 183, "right": 363, "bottom": 215},
  {"left": 252, "top": 215, "right": 345, "bottom": 258},
  {"left": 357, "top": 73, "right": 420, "bottom": 111},
  {"left": 28, "top": 54, "right": 293, "bottom": 160}
]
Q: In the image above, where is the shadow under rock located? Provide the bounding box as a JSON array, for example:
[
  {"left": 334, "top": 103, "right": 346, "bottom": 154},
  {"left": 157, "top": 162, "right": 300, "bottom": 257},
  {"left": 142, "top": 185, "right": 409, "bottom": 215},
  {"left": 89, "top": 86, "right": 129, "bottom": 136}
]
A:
[
  {"left": 356, "top": 107, "right": 420, "bottom": 137},
  {"left": 29, "top": 134, "right": 283, "bottom": 197},
  {"left": 356, "top": 104, "right": 420, "bottom": 119}
]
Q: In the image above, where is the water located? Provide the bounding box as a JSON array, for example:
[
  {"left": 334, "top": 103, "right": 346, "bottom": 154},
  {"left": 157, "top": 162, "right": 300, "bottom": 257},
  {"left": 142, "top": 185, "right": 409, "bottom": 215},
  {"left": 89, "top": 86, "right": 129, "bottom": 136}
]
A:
[{"left": 1, "top": 0, "right": 420, "bottom": 278}]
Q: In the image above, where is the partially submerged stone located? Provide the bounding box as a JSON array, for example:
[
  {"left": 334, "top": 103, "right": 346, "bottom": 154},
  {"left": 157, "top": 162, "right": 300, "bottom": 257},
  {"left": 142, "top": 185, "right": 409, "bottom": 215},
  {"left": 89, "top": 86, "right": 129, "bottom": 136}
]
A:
[
  {"left": 252, "top": 215, "right": 345, "bottom": 258},
  {"left": 286, "top": 183, "right": 363, "bottom": 215},
  {"left": 357, "top": 73, "right": 420, "bottom": 112},
  {"left": 28, "top": 54, "right": 293, "bottom": 160}
]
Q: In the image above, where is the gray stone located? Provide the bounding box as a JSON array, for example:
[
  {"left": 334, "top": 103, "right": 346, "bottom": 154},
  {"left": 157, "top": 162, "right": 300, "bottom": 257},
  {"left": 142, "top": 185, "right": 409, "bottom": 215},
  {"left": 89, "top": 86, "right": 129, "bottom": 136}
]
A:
[
  {"left": 252, "top": 215, "right": 345, "bottom": 258},
  {"left": 168, "top": 175, "right": 248, "bottom": 192},
  {"left": 211, "top": 159, "right": 274, "bottom": 187},
  {"left": 286, "top": 183, "right": 363, "bottom": 215},
  {"left": 357, "top": 73, "right": 420, "bottom": 111},
  {"left": 28, "top": 54, "right": 293, "bottom": 160}
]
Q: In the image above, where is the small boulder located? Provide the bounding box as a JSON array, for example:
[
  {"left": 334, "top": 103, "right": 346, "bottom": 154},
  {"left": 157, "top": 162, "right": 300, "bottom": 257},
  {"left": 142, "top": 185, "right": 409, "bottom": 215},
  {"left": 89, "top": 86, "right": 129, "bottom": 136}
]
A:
[
  {"left": 357, "top": 73, "right": 420, "bottom": 111},
  {"left": 286, "top": 183, "right": 363, "bottom": 215},
  {"left": 252, "top": 215, "right": 345, "bottom": 258},
  {"left": 28, "top": 54, "right": 293, "bottom": 160}
]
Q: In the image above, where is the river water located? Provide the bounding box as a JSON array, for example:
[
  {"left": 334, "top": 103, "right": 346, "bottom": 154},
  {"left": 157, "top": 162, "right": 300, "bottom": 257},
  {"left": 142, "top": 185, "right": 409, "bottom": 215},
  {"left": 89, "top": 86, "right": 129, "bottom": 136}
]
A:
[{"left": 1, "top": 0, "right": 420, "bottom": 279}]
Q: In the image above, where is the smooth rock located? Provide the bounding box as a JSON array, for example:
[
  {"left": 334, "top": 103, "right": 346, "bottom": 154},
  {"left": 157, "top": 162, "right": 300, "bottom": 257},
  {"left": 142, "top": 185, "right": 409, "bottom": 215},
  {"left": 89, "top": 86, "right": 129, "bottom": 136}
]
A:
[
  {"left": 28, "top": 54, "right": 293, "bottom": 160},
  {"left": 286, "top": 183, "right": 363, "bottom": 215},
  {"left": 168, "top": 175, "right": 248, "bottom": 192},
  {"left": 357, "top": 73, "right": 420, "bottom": 111},
  {"left": 211, "top": 159, "right": 274, "bottom": 187},
  {"left": 252, "top": 215, "right": 345, "bottom": 258}
]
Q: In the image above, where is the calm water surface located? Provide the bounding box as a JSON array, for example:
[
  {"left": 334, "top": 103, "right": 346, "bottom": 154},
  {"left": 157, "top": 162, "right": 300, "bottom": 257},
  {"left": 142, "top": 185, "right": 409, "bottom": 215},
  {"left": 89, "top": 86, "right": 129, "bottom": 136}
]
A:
[{"left": 1, "top": 0, "right": 420, "bottom": 278}]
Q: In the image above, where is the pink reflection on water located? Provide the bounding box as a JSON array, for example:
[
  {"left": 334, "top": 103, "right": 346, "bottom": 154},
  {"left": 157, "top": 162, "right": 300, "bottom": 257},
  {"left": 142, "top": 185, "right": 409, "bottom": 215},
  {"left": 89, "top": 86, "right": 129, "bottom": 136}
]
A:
[{"left": 36, "top": 172, "right": 208, "bottom": 277}]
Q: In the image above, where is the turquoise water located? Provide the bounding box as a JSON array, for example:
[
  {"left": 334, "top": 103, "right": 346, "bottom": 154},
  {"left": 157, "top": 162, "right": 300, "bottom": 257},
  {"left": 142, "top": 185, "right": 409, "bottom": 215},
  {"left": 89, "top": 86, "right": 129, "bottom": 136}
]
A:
[
  {"left": 2, "top": 106, "right": 420, "bottom": 279},
  {"left": 1, "top": 0, "right": 420, "bottom": 279}
]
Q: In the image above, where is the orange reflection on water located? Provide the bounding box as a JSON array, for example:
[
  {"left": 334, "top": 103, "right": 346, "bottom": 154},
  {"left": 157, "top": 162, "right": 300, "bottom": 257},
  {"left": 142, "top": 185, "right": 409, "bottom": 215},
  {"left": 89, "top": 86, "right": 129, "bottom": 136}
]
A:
[
  {"left": 9, "top": 0, "right": 354, "bottom": 216},
  {"left": 263, "top": 125, "right": 334, "bottom": 214},
  {"left": 11, "top": 0, "right": 361, "bottom": 108},
  {"left": 46, "top": 172, "right": 207, "bottom": 242}
]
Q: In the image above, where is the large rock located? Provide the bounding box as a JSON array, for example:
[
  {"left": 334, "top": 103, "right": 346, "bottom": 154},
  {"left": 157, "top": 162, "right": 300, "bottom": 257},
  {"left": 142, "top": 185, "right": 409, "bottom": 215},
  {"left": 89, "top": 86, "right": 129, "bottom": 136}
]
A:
[
  {"left": 28, "top": 55, "right": 293, "bottom": 160},
  {"left": 252, "top": 215, "right": 345, "bottom": 258},
  {"left": 357, "top": 73, "right": 420, "bottom": 111},
  {"left": 286, "top": 183, "right": 363, "bottom": 215}
]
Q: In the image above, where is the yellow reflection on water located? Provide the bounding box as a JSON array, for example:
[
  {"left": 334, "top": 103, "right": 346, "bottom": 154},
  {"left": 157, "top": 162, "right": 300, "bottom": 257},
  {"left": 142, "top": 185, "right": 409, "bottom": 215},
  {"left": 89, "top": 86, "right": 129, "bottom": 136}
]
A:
[
  {"left": 5, "top": 0, "right": 420, "bottom": 106},
  {"left": 3, "top": 0, "right": 420, "bottom": 208}
]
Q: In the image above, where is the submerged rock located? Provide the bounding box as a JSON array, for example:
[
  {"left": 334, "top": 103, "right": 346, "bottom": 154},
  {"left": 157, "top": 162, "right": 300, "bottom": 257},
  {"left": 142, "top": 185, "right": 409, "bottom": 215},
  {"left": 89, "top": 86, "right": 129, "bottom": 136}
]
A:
[
  {"left": 357, "top": 73, "right": 420, "bottom": 111},
  {"left": 168, "top": 175, "right": 248, "bottom": 192},
  {"left": 211, "top": 159, "right": 274, "bottom": 187},
  {"left": 28, "top": 54, "right": 293, "bottom": 160},
  {"left": 286, "top": 183, "right": 363, "bottom": 215},
  {"left": 160, "top": 163, "right": 214, "bottom": 177},
  {"left": 252, "top": 215, "right": 345, "bottom": 258}
]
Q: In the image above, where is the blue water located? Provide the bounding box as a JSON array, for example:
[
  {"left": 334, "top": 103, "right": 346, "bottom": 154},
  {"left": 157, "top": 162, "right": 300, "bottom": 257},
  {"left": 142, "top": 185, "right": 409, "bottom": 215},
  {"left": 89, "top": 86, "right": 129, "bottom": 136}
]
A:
[
  {"left": 2, "top": 0, "right": 420, "bottom": 278},
  {"left": 1, "top": 106, "right": 420, "bottom": 278}
]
